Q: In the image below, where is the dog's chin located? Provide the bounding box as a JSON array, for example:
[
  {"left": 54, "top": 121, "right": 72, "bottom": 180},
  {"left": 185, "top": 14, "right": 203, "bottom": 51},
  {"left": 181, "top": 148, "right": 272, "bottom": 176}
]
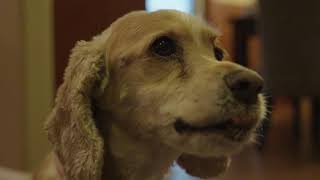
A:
[
  {"left": 163, "top": 132, "right": 249, "bottom": 157},
  {"left": 163, "top": 116, "right": 260, "bottom": 157},
  {"left": 172, "top": 132, "right": 253, "bottom": 157}
]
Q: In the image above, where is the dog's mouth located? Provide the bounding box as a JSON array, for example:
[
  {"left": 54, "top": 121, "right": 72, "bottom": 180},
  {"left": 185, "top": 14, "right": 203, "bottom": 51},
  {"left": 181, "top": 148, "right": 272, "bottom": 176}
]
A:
[{"left": 174, "top": 117, "right": 253, "bottom": 141}]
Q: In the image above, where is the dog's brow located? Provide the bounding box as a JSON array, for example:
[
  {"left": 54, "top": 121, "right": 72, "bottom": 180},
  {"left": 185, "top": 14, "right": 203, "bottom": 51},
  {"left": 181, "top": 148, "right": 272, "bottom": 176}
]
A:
[{"left": 148, "top": 29, "right": 190, "bottom": 43}]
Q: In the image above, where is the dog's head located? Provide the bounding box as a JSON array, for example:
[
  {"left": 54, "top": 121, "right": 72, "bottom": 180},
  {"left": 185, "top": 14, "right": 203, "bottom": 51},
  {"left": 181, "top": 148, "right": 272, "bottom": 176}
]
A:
[{"left": 46, "top": 10, "right": 266, "bottom": 179}]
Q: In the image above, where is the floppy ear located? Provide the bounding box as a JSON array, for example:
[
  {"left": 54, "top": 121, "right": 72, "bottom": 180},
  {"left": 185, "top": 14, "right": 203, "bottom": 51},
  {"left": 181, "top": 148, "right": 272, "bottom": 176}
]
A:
[
  {"left": 177, "top": 154, "right": 230, "bottom": 178},
  {"left": 45, "top": 29, "right": 111, "bottom": 180}
]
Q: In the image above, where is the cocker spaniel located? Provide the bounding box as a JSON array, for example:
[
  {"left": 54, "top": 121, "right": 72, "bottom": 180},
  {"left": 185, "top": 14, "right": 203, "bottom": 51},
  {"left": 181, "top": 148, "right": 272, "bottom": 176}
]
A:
[{"left": 34, "top": 10, "right": 266, "bottom": 180}]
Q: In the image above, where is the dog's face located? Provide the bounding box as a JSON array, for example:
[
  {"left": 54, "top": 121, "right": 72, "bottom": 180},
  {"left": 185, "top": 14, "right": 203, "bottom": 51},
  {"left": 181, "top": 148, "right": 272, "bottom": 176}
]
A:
[{"left": 100, "top": 10, "right": 266, "bottom": 157}]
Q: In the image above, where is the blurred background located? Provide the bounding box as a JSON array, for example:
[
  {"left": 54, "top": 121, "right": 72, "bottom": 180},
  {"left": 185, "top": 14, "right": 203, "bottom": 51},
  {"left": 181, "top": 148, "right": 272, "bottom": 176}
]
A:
[{"left": 1, "top": 0, "right": 320, "bottom": 179}]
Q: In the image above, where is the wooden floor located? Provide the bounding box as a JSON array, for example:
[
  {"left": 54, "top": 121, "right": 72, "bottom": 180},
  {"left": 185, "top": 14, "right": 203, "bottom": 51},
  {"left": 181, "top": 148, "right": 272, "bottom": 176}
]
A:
[{"left": 170, "top": 97, "right": 320, "bottom": 180}]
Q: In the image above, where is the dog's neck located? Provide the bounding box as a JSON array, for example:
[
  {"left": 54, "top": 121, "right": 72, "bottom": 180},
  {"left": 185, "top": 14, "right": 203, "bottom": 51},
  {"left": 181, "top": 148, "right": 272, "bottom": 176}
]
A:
[{"left": 101, "top": 122, "right": 179, "bottom": 180}]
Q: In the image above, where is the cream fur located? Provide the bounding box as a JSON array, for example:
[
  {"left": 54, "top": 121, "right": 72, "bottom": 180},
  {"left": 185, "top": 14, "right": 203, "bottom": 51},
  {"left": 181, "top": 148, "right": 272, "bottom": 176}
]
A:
[{"left": 34, "top": 10, "right": 266, "bottom": 180}]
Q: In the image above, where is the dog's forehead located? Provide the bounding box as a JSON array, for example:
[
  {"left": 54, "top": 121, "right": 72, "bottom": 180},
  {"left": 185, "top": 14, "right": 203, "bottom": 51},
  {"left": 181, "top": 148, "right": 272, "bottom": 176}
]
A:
[
  {"left": 105, "top": 10, "right": 220, "bottom": 64},
  {"left": 110, "top": 10, "right": 218, "bottom": 42}
]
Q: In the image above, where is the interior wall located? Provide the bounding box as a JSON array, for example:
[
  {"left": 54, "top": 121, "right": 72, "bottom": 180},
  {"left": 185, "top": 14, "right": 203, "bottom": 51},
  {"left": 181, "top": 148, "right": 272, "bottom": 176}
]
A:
[
  {"left": 206, "top": 0, "right": 254, "bottom": 57},
  {"left": 0, "top": 0, "right": 54, "bottom": 171},
  {"left": 24, "top": 0, "right": 54, "bottom": 170},
  {"left": 54, "top": 0, "right": 145, "bottom": 88},
  {"left": 0, "top": 0, "right": 25, "bottom": 170}
]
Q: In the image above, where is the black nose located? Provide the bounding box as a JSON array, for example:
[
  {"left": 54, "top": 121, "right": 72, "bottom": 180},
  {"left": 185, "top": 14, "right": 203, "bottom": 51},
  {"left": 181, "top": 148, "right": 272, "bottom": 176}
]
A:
[{"left": 224, "top": 70, "right": 264, "bottom": 104}]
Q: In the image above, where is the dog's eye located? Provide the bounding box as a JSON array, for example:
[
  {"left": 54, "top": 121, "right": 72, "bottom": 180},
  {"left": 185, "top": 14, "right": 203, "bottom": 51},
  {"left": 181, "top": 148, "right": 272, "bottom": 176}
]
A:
[
  {"left": 214, "top": 46, "right": 224, "bottom": 61},
  {"left": 151, "top": 36, "right": 176, "bottom": 57}
]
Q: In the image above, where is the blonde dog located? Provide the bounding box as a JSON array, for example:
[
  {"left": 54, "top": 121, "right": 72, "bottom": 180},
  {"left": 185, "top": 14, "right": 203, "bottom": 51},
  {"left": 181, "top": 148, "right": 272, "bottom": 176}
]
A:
[{"left": 34, "top": 10, "right": 266, "bottom": 180}]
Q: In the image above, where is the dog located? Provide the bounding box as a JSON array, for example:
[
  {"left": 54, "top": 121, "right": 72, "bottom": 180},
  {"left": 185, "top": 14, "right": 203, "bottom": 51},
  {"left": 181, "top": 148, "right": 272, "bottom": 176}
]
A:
[{"left": 34, "top": 10, "right": 266, "bottom": 180}]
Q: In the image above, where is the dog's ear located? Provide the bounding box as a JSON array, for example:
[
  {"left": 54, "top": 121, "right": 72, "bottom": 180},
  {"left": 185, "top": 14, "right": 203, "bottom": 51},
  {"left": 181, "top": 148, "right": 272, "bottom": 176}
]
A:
[
  {"left": 45, "top": 29, "right": 111, "bottom": 180},
  {"left": 177, "top": 154, "right": 230, "bottom": 178}
]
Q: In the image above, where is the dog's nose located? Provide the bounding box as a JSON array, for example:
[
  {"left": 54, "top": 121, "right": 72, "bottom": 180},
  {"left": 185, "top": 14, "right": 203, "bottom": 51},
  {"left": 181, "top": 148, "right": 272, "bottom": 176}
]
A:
[{"left": 224, "top": 70, "right": 264, "bottom": 104}]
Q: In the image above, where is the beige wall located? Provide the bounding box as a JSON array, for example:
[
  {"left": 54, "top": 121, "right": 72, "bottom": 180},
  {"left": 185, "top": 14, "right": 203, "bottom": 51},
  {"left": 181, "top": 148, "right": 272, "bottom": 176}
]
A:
[
  {"left": 0, "top": 0, "right": 25, "bottom": 170},
  {"left": 0, "top": 0, "right": 53, "bottom": 171},
  {"left": 24, "top": 0, "right": 54, "bottom": 170}
]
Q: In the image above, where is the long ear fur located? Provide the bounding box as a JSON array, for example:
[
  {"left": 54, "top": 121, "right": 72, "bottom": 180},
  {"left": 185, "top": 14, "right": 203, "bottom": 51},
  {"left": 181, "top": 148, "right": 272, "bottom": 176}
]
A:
[
  {"left": 177, "top": 154, "right": 230, "bottom": 178},
  {"left": 45, "top": 29, "right": 111, "bottom": 180}
]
